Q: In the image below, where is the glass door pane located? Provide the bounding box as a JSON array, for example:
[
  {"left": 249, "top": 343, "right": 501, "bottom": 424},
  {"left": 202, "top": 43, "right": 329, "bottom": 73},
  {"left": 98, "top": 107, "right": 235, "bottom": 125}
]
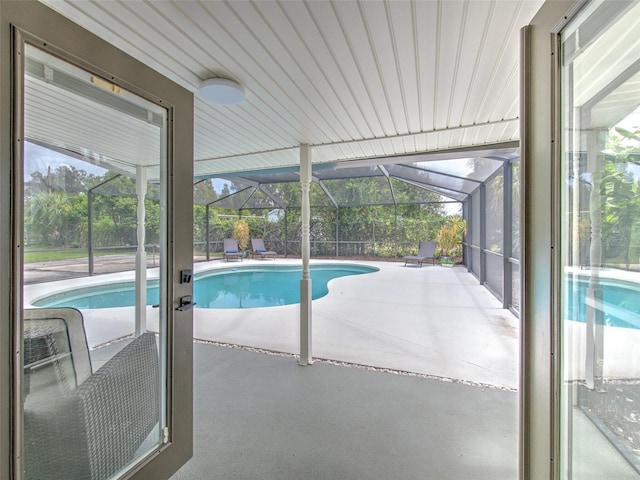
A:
[
  {"left": 22, "top": 44, "right": 168, "bottom": 480},
  {"left": 560, "top": 1, "right": 640, "bottom": 477}
]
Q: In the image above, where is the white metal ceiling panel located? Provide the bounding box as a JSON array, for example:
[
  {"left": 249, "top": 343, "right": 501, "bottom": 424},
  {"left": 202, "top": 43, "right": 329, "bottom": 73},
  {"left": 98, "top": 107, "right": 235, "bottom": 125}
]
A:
[
  {"left": 355, "top": 0, "right": 410, "bottom": 135},
  {"left": 306, "top": 0, "right": 389, "bottom": 139},
  {"left": 433, "top": 0, "right": 465, "bottom": 131},
  {"left": 40, "top": 0, "right": 544, "bottom": 177},
  {"left": 386, "top": 0, "right": 421, "bottom": 132},
  {"left": 446, "top": 1, "right": 493, "bottom": 127},
  {"left": 25, "top": 77, "right": 161, "bottom": 177}
]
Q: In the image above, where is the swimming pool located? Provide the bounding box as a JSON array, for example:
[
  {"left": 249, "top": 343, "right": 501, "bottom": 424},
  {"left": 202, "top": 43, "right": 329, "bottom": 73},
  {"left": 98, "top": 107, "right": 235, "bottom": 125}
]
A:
[
  {"left": 32, "top": 264, "right": 378, "bottom": 310},
  {"left": 565, "top": 275, "right": 640, "bottom": 329}
]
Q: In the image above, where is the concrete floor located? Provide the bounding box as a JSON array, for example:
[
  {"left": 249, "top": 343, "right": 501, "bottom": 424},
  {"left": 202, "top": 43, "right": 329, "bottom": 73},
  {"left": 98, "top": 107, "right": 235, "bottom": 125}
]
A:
[
  {"left": 28, "top": 258, "right": 637, "bottom": 478},
  {"left": 167, "top": 261, "right": 522, "bottom": 479},
  {"left": 168, "top": 343, "right": 638, "bottom": 480},
  {"left": 170, "top": 343, "right": 519, "bottom": 480}
]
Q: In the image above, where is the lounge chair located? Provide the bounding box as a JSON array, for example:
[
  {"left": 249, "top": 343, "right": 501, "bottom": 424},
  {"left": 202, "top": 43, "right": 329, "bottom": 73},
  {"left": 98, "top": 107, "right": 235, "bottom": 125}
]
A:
[
  {"left": 250, "top": 238, "right": 276, "bottom": 260},
  {"left": 223, "top": 238, "right": 243, "bottom": 262},
  {"left": 403, "top": 241, "right": 437, "bottom": 267}
]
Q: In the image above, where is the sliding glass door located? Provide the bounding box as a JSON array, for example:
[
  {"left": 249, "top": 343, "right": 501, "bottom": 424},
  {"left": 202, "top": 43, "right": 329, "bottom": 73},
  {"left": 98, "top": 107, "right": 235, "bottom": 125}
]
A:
[{"left": 560, "top": 1, "right": 640, "bottom": 477}]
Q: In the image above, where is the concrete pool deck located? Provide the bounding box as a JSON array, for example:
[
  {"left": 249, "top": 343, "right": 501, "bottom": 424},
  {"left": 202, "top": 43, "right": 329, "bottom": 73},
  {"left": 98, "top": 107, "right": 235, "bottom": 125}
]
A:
[
  {"left": 25, "top": 258, "right": 519, "bottom": 389},
  {"left": 26, "top": 258, "right": 640, "bottom": 389},
  {"left": 189, "top": 259, "right": 519, "bottom": 389}
]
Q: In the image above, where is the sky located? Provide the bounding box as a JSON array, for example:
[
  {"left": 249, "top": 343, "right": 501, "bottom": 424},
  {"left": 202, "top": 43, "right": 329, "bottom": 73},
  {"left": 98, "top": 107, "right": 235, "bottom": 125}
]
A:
[
  {"left": 25, "top": 141, "right": 235, "bottom": 194},
  {"left": 24, "top": 141, "right": 107, "bottom": 178}
]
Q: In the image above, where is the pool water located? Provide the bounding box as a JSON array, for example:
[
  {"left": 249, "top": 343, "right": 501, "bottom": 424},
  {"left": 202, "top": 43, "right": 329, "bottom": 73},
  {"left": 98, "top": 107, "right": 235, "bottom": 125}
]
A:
[
  {"left": 565, "top": 276, "right": 640, "bottom": 329},
  {"left": 34, "top": 281, "right": 161, "bottom": 310},
  {"left": 33, "top": 264, "right": 377, "bottom": 310}
]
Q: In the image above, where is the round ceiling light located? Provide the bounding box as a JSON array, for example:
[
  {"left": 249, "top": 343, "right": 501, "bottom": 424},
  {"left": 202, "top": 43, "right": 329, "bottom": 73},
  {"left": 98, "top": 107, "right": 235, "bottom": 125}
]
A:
[{"left": 199, "top": 78, "right": 245, "bottom": 105}]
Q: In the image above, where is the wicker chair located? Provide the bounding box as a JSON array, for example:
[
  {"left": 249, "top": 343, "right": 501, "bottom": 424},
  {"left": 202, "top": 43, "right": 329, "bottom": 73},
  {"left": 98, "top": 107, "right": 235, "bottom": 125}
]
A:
[{"left": 24, "top": 308, "right": 160, "bottom": 480}]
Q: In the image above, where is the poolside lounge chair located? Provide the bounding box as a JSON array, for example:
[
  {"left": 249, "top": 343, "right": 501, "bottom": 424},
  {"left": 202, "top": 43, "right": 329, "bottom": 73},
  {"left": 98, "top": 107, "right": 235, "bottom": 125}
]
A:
[
  {"left": 403, "top": 241, "right": 437, "bottom": 267},
  {"left": 250, "top": 238, "right": 277, "bottom": 260},
  {"left": 223, "top": 238, "right": 243, "bottom": 262}
]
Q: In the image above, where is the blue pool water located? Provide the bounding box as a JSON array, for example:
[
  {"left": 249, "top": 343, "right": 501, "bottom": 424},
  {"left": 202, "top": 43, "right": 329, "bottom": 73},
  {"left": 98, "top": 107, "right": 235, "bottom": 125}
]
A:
[
  {"left": 33, "top": 264, "right": 378, "bottom": 310},
  {"left": 565, "top": 276, "right": 640, "bottom": 329}
]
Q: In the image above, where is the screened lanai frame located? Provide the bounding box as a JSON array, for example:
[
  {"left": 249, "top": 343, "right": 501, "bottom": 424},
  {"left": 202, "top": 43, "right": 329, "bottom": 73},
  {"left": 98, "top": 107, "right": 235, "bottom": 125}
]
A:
[
  {"left": 194, "top": 145, "right": 521, "bottom": 314},
  {"left": 24, "top": 131, "right": 520, "bottom": 314},
  {"left": 23, "top": 68, "right": 520, "bottom": 312}
]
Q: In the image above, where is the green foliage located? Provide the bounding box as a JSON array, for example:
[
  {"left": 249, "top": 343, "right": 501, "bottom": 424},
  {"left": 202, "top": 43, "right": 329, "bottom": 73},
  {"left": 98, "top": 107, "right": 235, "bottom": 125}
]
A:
[
  {"left": 436, "top": 216, "right": 467, "bottom": 258},
  {"left": 193, "top": 179, "right": 218, "bottom": 205},
  {"left": 193, "top": 205, "right": 208, "bottom": 244},
  {"left": 25, "top": 191, "right": 86, "bottom": 247},
  {"left": 24, "top": 248, "right": 130, "bottom": 263},
  {"left": 233, "top": 219, "right": 250, "bottom": 251},
  {"left": 440, "top": 256, "right": 454, "bottom": 265},
  {"left": 24, "top": 166, "right": 161, "bottom": 250},
  {"left": 597, "top": 126, "right": 640, "bottom": 267},
  {"left": 26, "top": 162, "right": 460, "bottom": 261}
]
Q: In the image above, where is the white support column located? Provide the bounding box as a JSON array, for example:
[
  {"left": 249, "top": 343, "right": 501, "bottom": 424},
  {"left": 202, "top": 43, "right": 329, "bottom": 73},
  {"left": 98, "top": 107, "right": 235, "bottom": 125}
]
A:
[
  {"left": 299, "top": 144, "right": 313, "bottom": 365},
  {"left": 135, "top": 165, "right": 147, "bottom": 337},
  {"left": 585, "top": 128, "right": 606, "bottom": 391}
]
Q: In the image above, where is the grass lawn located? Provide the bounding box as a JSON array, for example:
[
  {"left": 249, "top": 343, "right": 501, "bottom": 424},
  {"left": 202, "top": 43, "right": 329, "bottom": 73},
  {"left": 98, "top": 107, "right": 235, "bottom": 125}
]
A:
[{"left": 24, "top": 248, "right": 134, "bottom": 263}]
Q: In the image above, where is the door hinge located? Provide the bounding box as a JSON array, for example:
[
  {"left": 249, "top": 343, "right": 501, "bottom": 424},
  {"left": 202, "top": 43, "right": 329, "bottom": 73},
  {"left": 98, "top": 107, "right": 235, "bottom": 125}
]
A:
[{"left": 162, "top": 426, "right": 170, "bottom": 444}]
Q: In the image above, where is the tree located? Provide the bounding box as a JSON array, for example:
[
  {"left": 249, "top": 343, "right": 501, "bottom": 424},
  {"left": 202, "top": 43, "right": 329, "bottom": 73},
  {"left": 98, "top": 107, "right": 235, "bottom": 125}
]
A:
[
  {"left": 599, "top": 126, "right": 640, "bottom": 268},
  {"left": 436, "top": 216, "right": 467, "bottom": 261},
  {"left": 25, "top": 191, "right": 86, "bottom": 247},
  {"left": 194, "top": 179, "right": 218, "bottom": 205}
]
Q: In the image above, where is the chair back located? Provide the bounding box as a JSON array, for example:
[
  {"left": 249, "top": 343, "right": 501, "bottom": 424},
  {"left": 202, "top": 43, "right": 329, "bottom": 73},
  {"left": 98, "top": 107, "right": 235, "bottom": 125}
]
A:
[
  {"left": 23, "top": 308, "right": 160, "bottom": 480},
  {"left": 251, "top": 238, "right": 266, "bottom": 251},
  {"left": 24, "top": 308, "right": 92, "bottom": 391},
  {"left": 224, "top": 237, "right": 239, "bottom": 253},
  {"left": 418, "top": 241, "right": 437, "bottom": 257}
]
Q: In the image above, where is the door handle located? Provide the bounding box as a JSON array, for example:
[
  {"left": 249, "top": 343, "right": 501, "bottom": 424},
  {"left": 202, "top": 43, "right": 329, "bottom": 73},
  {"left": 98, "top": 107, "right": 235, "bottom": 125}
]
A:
[{"left": 176, "top": 295, "right": 196, "bottom": 311}]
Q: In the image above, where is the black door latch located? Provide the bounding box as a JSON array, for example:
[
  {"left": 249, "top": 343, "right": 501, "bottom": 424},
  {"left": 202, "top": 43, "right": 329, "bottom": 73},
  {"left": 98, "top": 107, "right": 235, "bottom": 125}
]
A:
[{"left": 176, "top": 295, "right": 196, "bottom": 311}]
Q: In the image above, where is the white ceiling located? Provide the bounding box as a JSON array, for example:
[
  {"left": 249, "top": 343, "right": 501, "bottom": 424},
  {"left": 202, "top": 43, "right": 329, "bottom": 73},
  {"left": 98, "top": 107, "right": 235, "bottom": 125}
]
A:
[{"left": 41, "top": 0, "right": 544, "bottom": 176}]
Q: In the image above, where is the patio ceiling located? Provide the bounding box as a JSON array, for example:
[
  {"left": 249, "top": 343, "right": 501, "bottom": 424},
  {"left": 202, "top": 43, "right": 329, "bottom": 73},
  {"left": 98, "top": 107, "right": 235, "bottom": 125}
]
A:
[{"left": 38, "top": 0, "right": 543, "bottom": 179}]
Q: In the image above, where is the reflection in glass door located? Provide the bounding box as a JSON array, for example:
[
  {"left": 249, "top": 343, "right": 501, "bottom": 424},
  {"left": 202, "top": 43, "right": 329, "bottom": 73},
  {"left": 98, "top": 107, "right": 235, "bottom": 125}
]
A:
[
  {"left": 560, "top": 1, "right": 640, "bottom": 478},
  {"left": 21, "top": 44, "right": 168, "bottom": 479}
]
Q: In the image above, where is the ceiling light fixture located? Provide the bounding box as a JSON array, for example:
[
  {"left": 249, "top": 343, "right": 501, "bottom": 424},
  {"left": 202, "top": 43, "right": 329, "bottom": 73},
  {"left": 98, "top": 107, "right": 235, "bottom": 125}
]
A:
[{"left": 199, "top": 78, "right": 245, "bottom": 105}]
